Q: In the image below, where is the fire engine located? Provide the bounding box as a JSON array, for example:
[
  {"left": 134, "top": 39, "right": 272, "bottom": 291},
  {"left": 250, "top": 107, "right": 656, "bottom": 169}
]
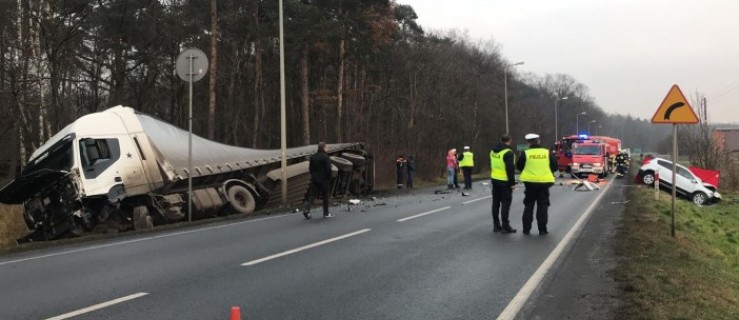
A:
[{"left": 555, "top": 134, "right": 622, "bottom": 178}]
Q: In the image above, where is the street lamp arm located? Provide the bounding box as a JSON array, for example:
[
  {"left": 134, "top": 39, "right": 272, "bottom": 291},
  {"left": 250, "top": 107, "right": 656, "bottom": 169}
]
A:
[{"left": 504, "top": 61, "right": 524, "bottom": 134}]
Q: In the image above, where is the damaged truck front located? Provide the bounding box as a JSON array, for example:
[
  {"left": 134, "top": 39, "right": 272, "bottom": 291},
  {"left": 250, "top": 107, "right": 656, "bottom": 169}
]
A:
[{"left": 0, "top": 106, "right": 373, "bottom": 242}]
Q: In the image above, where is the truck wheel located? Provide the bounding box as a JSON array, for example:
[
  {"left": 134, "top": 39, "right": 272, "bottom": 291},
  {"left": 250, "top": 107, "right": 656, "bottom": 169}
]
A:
[
  {"left": 330, "top": 156, "right": 353, "bottom": 172},
  {"left": 133, "top": 205, "right": 153, "bottom": 231},
  {"left": 227, "top": 185, "right": 256, "bottom": 214}
]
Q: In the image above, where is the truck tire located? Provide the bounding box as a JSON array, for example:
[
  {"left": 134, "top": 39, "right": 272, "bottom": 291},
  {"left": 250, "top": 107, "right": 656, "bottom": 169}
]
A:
[
  {"left": 227, "top": 185, "right": 256, "bottom": 214},
  {"left": 330, "top": 156, "right": 353, "bottom": 172},
  {"left": 133, "top": 205, "right": 154, "bottom": 231},
  {"left": 340, "top": 153, "right": 366, "bottom": 169}
]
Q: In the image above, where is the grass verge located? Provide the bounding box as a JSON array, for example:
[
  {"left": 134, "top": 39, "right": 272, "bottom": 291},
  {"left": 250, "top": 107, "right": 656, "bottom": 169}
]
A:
[{"left": 617, "top": 186, "right": 739, "bottom": 319}]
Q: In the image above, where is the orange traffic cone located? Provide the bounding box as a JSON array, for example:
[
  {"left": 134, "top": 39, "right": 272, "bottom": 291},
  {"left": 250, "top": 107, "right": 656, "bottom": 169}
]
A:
[{"left": 230, "top": 306, "right": 241, "bottom": 320}]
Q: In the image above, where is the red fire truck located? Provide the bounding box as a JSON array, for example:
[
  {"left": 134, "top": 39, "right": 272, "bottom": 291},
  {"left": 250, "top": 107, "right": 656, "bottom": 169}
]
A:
[
  {"left": 555, "top": 135, "right": 622, "bottom": 177},
  {"left": 570, "top": 140, "right": 609, "bottom": 178}
]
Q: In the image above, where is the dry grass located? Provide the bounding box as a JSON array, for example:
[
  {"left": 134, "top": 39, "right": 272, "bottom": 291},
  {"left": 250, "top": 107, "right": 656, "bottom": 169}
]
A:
[
  {"left": 0, "top": 204, "right": 28, "bottom": 250},
  {"left": 616, "top": 186, "right": 739, "bottom": 319}
]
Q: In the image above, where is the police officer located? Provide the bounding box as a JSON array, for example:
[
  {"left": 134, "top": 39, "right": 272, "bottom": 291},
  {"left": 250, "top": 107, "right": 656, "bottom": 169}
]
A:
[
  {"left": 459, "top": 146, "right": 475, "bottom": 189},
  {"left": 490, "top": 135, "right": 517, "bottom": 233},
  {"left": 516, "top": 133, "right": 557, "bottom": 235}
]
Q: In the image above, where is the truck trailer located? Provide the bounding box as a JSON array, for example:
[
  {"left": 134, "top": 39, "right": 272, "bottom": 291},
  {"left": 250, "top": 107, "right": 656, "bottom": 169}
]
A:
[{"left": 0, "top": 106, "right": 372, "bottom": 241}]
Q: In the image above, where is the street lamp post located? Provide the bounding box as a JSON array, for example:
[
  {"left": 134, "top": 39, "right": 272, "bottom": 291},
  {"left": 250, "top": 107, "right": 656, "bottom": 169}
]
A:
[
  {"left": 588, "top": 120, "right": 597, "bottom": 135},
  {"left": 576, "top": 112, "right": 587, "bottom": 135},
  {"left": 504, "top": 61, "right": 524, "bottom": 134},
  {"left": 278, "top": 0, "right": 287, "bottom": 205},
  {"left": 554, "top": 96, "right": 568, "bottom": 140},
  {"left": 596, "top": 125, "right": 602, "bottom": 136}
]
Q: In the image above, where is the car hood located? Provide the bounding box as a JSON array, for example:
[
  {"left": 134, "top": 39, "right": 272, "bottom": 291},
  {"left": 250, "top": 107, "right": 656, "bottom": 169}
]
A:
[{"left": 0, "top": 169, "right": 68, "bottom": 204}]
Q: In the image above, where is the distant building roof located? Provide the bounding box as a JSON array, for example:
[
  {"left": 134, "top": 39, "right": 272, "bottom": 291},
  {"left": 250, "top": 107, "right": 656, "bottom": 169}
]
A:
[{"left": 713, "top": 126, "right": 739, "bottom": 131}]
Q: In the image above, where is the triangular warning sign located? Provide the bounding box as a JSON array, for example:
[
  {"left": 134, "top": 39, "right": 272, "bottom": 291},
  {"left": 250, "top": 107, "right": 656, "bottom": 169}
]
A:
[{"left": 651, "top": 85, "right": 699, "bottom": 124}]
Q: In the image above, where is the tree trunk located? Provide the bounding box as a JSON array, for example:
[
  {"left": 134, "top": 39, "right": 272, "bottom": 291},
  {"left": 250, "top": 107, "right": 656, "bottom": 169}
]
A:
[
  {"left": 336, "top": 38, "right": 345, "bottom": 142},
  {"left": 207, "top": 0, "right": 218, "bottom": 140},
  {"left": 408, "top": 69, "right": 416, "bottom": 129},
  {"left": 300, "top": 43, "right": 310, "bottom": 145},
  {"left": 251, "top": 45, "right": 263, "bottom": 147},
  {"left": 251, "top": 0, "right": 263, "bottom": 148}
]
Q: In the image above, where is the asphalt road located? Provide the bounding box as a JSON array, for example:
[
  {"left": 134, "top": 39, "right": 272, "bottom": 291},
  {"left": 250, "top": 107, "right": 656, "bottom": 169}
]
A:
[{"left": 0, "top": 178, "right": 615, "bottom": 320}]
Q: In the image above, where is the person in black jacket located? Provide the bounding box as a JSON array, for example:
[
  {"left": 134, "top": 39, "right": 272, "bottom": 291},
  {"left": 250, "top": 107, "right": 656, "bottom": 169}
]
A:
[
  {"left": 489, "top": 135, "right": 517, "bottom": 233},
  {"left": 406, "top": 156, "right": 415, "bottom": 189},
  {"left": 303, "top": 142, "right": 333, "bottom": 219},
  {"left": 396, "top": 155, "right": 406, "bottom": 189}
]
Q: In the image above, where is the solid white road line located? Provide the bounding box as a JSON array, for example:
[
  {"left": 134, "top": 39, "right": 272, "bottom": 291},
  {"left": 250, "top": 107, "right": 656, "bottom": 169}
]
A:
[
  {"left": 462, "top": 195, "right": 492, "bottom": 205},
  {"left": 45, "top": 292, "right": 149, "bottom": 320},
  {"left": 0, "top": 214, "right": 292, "bottom": 266},
  {"left": 495, "top": 178, "right": 615, "bottom": 320},
  {"left": 242, "top": 228, "right": 372, "bottom": 266},
  {"left": 396, "top": 206, "right": 451, "bottom": 222}
]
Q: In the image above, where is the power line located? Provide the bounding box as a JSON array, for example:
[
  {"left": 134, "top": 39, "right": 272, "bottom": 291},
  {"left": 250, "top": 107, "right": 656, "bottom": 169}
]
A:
[
  {"left": 709, "top": 84, "right": 739, "bottom": 103},
  {"left": 709, "top": 78, "right": 739, "bottom": 97}
]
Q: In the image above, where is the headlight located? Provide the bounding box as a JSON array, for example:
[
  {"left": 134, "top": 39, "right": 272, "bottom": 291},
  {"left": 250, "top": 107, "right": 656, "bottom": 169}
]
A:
[
  {"left": 714, "top": 192, "right": 721, "bottom": 198},
  {"left": 593, "top": 163, "right": 602, "bottom": 167},
  {"left": 572, "top": 162, "right": 579, "bottom": 167}
]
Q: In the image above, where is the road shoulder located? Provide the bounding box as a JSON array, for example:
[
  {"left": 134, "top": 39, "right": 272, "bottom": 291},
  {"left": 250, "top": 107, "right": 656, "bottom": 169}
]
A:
[{"left": 516, "top": 179, "right": 627, "bottom": 320}]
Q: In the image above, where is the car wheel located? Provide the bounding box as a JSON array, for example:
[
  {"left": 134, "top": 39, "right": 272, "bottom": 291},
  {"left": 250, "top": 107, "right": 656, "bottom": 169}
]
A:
[
  {"left": 692, "top": 192, "right": 707, "bottom": 205},
  {"left": 642, "top": 172, "right": 655, "bottom": 186}
]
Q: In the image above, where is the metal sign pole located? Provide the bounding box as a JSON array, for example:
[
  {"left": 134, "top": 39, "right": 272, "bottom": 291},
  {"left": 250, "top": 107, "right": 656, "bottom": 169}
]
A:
[
  {"left": 188, "top": 56, "right": 194, "bottom": 222},
  {"left": 175, "top": 48, "right": 207, "bottom": 222},
  {"left": 671, "top": 123, "right": 677, "bottom": 237},
  {"left": 654, "top": 168, "right": 659, "bottom": 200}
]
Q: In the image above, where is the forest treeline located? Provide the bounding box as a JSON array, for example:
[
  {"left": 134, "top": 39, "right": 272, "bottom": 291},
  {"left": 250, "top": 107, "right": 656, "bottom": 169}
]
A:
[{"left": 0, "top": 0, "right": 670, "bottom": 186}]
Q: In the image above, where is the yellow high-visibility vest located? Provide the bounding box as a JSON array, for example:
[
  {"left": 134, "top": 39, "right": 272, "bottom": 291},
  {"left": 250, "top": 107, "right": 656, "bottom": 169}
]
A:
[
  {"left": 459, "top": 151, "right": 474, "bottom": 167},
  {"left": 520, "top": 148, "right": 555, "bottom": 183},
  {"left": 490, "top": 149, "right": 512, "bottom": 181}
]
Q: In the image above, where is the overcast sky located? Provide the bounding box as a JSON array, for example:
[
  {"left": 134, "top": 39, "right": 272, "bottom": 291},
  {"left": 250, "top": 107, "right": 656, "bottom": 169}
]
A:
[{"left": 399, "top": 0, "right": 739, "bottom": 124}]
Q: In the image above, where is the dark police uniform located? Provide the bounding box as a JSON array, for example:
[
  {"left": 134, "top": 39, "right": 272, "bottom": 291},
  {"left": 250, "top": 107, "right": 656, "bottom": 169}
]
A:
[
  {"left": 459, "top": 149, "right": 475, "bottom": 189},
  {"left": 490, "top": 143, "right": 516, "bottom": 233},
  {"left": 516, "top": 143, "right": 557, "bottom": 235}
]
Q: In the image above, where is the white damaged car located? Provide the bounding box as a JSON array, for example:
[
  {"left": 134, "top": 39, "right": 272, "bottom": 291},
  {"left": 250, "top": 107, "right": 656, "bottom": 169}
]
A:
[{"left": 637, "top": 157, "right": 721, "bottom": 205}]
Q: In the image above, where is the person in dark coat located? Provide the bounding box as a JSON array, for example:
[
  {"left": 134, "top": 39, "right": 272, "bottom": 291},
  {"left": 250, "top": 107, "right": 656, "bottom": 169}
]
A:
[
  {"left": 490, "top": 135, "right": 517, "bottom": 233},
  {"left": 406, "top": 156, "right": 415, "bottom": 189},
  {"left": 396, "top": 155, "right": 406, "bottom": 189},
  {"left": 303, "top": 142, "right": 333, "bottom": 219},
  {"left": 516, "top": 133, "right": 558, "bottom": 235}
]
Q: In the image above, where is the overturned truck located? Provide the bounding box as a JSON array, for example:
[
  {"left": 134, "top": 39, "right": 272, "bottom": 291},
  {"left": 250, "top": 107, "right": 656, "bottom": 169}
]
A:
[{"left": 0, "top": 106, "right": 372, "bottom": 242}]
